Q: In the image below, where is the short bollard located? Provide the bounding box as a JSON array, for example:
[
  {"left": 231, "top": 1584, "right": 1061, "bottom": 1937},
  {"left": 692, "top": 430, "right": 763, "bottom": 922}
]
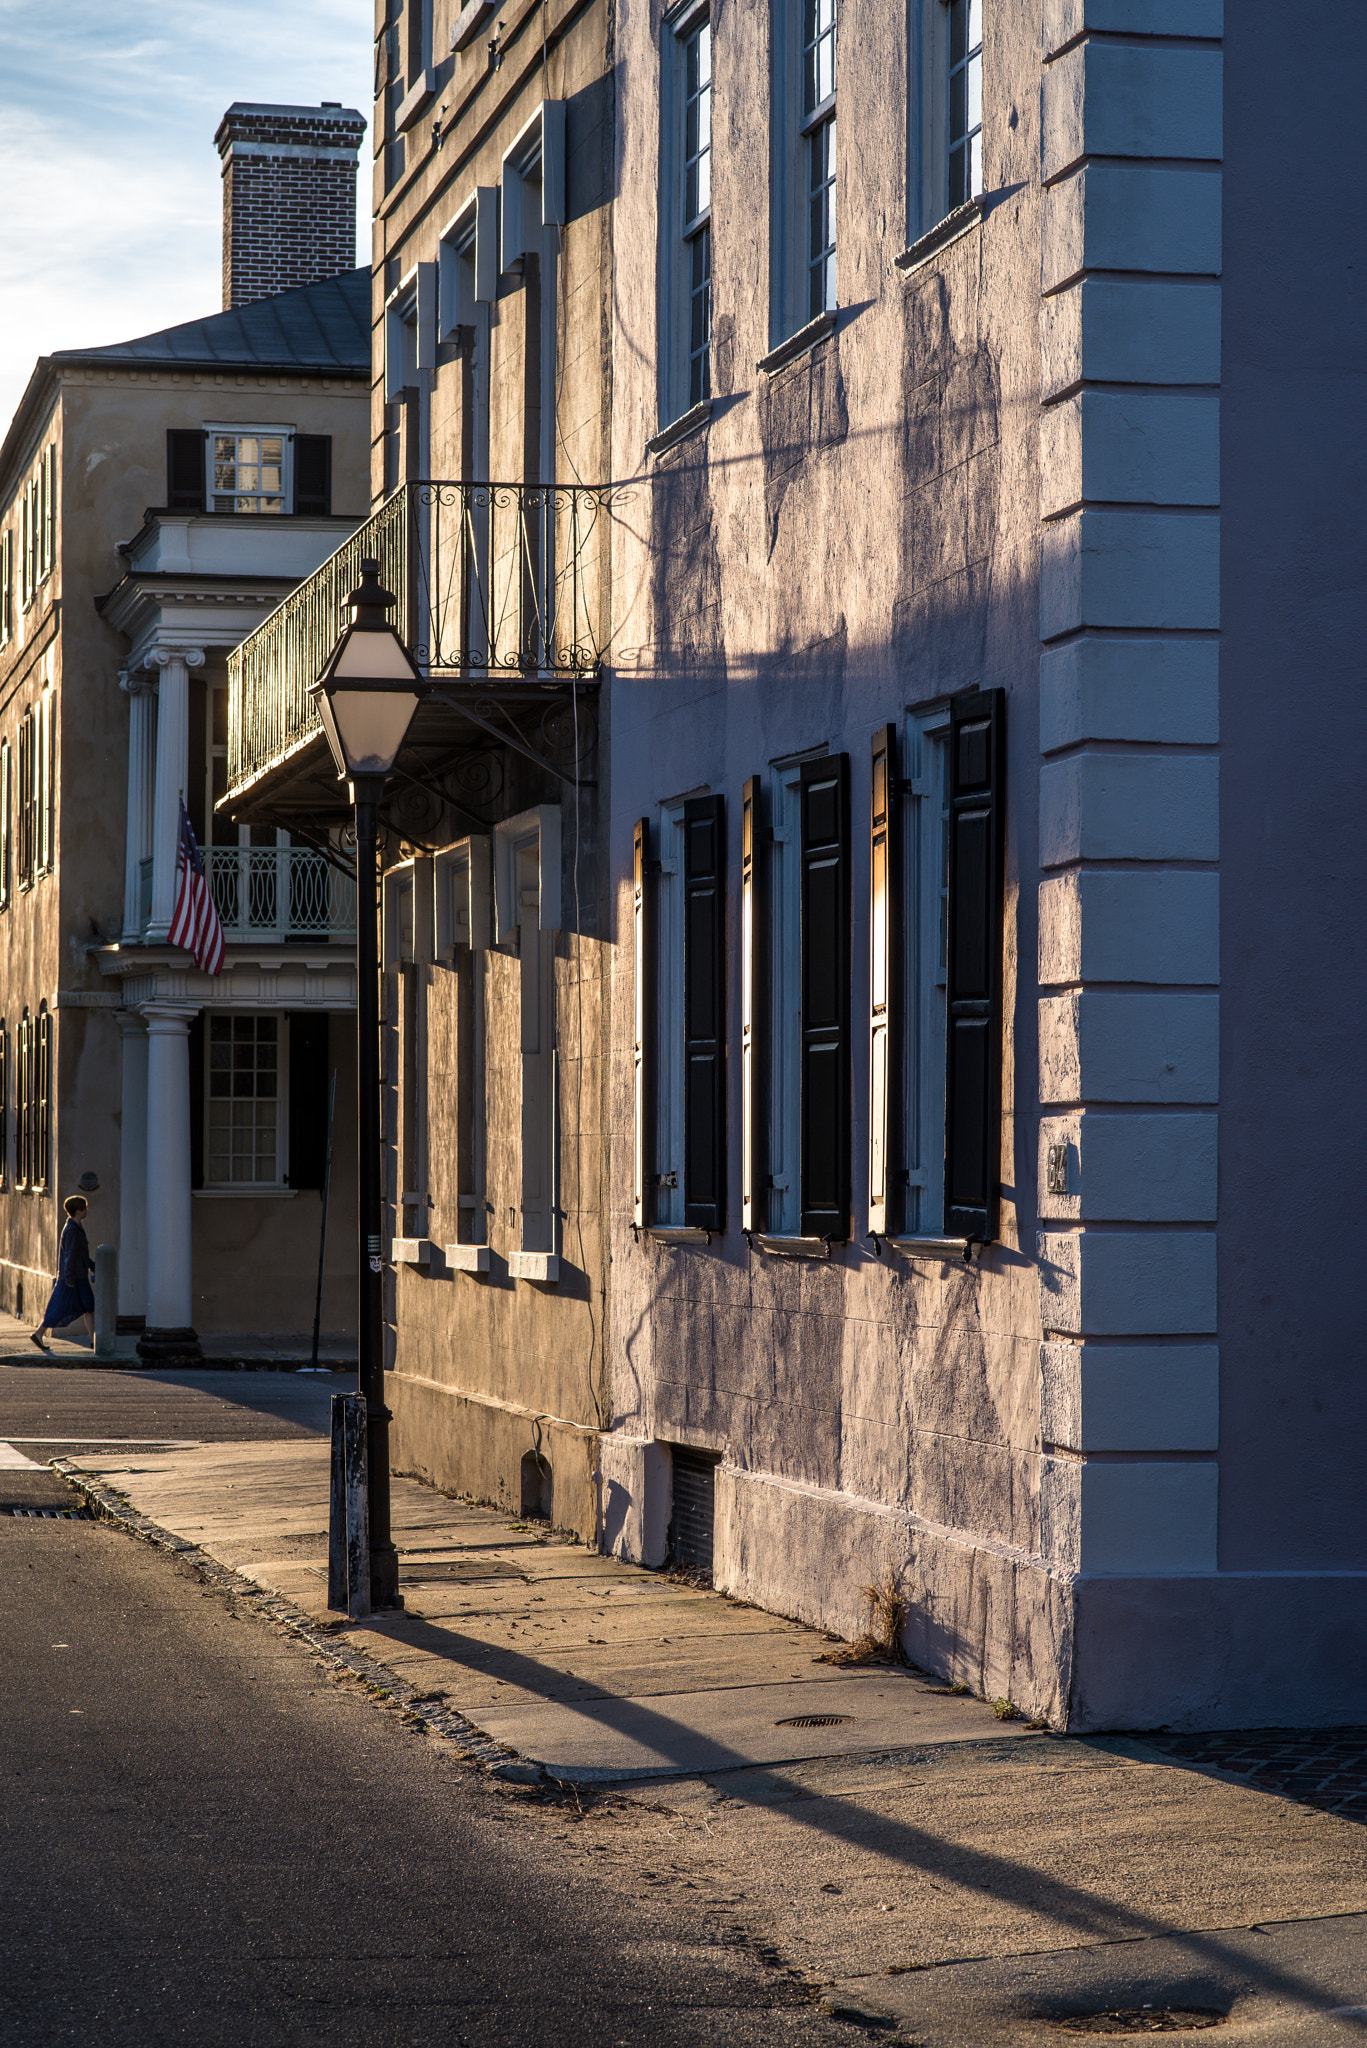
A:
[
  {"left": 94, "top": 1245, "right": 118, "bottom": 1359},
  {"left": 329, "top": 1391, "right": 370, "bottom": 1619}
]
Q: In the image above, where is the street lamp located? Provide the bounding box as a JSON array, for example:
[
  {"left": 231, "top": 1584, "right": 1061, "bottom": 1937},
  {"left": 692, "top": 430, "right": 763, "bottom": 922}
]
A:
[{"left": 310, "top": 558, "right": 428, "bottom": 1609}]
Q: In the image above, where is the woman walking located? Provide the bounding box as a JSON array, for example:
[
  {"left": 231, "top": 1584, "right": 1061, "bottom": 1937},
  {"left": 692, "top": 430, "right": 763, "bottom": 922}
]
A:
[{"left": 31, "top": 1194, "right": 96, "bottom": 1350}]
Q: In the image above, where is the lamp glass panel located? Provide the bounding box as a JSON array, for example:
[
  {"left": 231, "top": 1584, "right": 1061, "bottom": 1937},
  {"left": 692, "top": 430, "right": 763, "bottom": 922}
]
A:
[
  {"left": 326, "top": 688, "right": 422, "bottom": 775},
  {"left": 330, "top": 626, "right": 420, "bottom": 683}
]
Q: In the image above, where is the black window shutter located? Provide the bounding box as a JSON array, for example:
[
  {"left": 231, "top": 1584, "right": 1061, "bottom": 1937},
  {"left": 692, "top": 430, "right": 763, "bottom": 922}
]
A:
[
  {"left": 683, "top": 794, "right": 725, "bottom": 1231},
  {"left": 166, "top": 430, "right": 205, "bottom": 512},
  {"left": 188, "top": 1013, "right": 205, "bottom": 1191},
  {"left": 799, "top": 753, "right": 850, "bottom": 1240},
  {"left": 740, "top": 776, "right": 765, "bottom": 1234},
  {"left": 293, "top": 435, "right": 332, "bottom": 516},
  {"left": 868, "top": 724, "right": 899, "bottom": 1238},
  {"left": 287, "top": 1012, "right": 331, "bottom": 1188},
  {"left": 632, "top": 817, "right": 652, "bottom": 1230},
  {"left": 944, "top": 687, "right": 1006, "bottom": 1243}
]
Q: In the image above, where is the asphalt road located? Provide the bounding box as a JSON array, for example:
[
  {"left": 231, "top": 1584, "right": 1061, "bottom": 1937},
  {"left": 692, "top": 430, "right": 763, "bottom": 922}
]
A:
[
  {"left": 0, "top": 1363, "right": 346, "bottom": 1457},
  {"left": 3, "top": 1508, "right": 838, "bottom": 2048}
]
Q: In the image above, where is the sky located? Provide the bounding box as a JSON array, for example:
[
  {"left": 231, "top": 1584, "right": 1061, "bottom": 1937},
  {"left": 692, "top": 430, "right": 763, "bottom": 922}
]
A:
[{"left": 0, "top": 0, "right": 373, "bottom": 430}]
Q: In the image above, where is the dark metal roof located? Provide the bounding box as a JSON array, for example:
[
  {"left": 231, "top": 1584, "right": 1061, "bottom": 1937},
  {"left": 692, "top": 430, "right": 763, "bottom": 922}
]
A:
[{"left": 50, "top": 268, "right": 371, "bottom": 377}]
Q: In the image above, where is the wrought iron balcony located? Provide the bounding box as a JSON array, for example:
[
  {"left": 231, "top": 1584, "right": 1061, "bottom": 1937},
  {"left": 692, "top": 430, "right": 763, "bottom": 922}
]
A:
[
  {"left": 226, "top": 479, "right": 611, "bottom": 803},
  {"left": 139, "top": 848, "right": 356, "bottom": 942}
]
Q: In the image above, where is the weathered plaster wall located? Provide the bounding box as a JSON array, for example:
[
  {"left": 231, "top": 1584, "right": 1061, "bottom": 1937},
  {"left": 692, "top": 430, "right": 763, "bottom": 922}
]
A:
[
  {"left": 379, "top": 0, "right": 614, "bottom": 1539},
  {"left": 605, "top": 0, "right": 1050, "bottom": 1685}
]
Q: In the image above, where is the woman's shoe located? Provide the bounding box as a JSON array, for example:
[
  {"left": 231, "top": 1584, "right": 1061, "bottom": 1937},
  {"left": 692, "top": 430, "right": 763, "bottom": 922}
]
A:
[{"left": 29, "top": 1332, "right": 48, "bottom": 1351}]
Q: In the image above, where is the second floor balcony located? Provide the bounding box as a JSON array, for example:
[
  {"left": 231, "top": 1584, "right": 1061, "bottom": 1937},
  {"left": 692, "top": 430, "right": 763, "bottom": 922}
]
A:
[
  {"left": 225, "top": 478, "right": 612, "bottom": 812},
  {"left": 139, "top": 846, "right": 356, "bottom": 943}
]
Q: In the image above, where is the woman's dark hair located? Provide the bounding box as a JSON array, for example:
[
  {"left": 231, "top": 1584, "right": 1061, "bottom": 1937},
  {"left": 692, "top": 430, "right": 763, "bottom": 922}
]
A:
[{"left": 63, "top": 1195, "right": 87, "bottom": 1218}]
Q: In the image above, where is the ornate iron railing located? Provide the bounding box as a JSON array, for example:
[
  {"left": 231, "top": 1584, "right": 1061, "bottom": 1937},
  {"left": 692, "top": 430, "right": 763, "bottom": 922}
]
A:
[
  {"left": 138, "top": 848, "right": 355, "bottom": 941},
  {"left": 226, "top": 480, "right": 611, "bottom": 800}
]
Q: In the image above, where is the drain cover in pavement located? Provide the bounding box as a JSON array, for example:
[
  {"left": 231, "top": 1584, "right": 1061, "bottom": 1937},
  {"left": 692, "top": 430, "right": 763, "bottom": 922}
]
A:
[
  {"left": 1058, "top": 2011, "right": 1223, "bottom": 2034},
  {"left": 775, "top": 1713, "right": 854, "bottom": 1729},
  {"left": 2, "top": 1506, "right": 92, "bottom": 1519}
]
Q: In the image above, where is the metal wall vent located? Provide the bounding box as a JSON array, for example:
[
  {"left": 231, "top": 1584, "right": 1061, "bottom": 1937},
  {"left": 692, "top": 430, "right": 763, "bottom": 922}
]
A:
[{"left": 668, "top": 1446, "right": 720, "bottom": 1581}]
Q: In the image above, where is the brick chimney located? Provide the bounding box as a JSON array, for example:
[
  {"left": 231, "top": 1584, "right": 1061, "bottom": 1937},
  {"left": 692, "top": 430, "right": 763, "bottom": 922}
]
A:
[{"left": 215, "top": 102, "right": 367, "bottom": 310}]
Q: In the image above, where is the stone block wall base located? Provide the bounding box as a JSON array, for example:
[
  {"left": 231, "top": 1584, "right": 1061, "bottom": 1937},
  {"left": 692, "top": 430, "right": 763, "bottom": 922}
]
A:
[
  {"left": 714, "top": 1465, "right": 1076, "bottom": 1728},
  {"left": 135, "top": 1325, "right": 202, "bottom": 1367},
  {"left": 388, "top": 1369, "right": 600, "bottom": 1548}
]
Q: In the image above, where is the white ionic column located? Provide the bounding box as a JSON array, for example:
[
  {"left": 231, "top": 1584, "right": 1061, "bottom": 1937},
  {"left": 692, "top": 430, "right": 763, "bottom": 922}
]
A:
[
  {"left": 120, "top": 671, "right": 156, "bottom": 941},
  {"left": 142, "top": 1004, "right": 198, "bottom": 1342},
  {"left": 116, "top": 1013, "right": 149, "bottom": 1324},
  {"left": 144, "top": 644, "right": 204, "bottom": 942}
]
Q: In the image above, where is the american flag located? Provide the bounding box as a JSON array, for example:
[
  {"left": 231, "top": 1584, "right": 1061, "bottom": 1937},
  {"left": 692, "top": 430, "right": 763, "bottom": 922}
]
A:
[{"left": 168, "top": 800, "right": 226, "bottom": 975}]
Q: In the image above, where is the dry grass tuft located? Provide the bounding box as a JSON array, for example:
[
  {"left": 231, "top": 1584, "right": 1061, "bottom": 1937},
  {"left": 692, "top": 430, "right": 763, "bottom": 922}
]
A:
[{"left": 816, "top": 1571, "right": 909, "bottom": 1668}]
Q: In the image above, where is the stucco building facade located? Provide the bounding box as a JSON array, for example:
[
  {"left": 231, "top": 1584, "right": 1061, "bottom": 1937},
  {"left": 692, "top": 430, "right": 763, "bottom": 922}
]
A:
[
  {"left": 224, "top": 2, "right": 1367, "bottom": 1730},
  {"left": 0, "top": 104, "right": 371, "bottom": 1353}
]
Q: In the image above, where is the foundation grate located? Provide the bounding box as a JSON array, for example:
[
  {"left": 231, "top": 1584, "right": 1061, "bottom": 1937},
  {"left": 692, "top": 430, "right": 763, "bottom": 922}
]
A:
[{"left": 775, "top": 1713, "right": 854, "bottom": 1730}]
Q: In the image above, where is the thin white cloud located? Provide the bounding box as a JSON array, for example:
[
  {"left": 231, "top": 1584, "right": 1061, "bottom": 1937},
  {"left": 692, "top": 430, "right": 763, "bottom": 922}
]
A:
[{"left": 0, "top": 0, "right": 372, "bottom": 428}]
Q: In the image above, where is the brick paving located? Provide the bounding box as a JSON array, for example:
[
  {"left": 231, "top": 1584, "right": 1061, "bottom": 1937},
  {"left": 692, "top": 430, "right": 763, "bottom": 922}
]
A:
[{"left": 1142, "top": 1727, "right": 1367, "bottom": 1821}]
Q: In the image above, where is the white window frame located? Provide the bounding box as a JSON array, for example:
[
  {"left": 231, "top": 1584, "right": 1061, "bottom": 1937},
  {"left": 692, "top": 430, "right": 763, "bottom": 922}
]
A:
[
  {"left": 910, "top": 0, "right": 983, "bottom": 243},
  {"left": 0, "top": 526, "right": 11, "bottom": 642},
  {"left": 204, "top": 1011, "right": 288, "bottom": 1191},
  {"left": 206, "top": 425, "right": 292, "bottom": 516},
  {"left": 659, "top": 4, "right": 713, "bottom": 427},
  {"left": 433, "top": 836, "right": 491, "bottom": 1268},
  {"left": 494, "top": 806, "right": 561, "bottom": 1279},
  {"left": 901, "top": 703, "right": 951, "bottom": 1237},
  {"left": 384, "top": 859, "right": 434, "bottom": 1253},
  {"left": 770, "top": 0, "right": 838, "bottom": 349}
]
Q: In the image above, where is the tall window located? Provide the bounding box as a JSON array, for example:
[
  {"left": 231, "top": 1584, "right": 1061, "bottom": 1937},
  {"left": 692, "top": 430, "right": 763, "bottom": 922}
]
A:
[
  {"left": 947, "top": 0, "right": 983, "bottom": 211},
  {"left": 207, "top": 1015, "right": 280, "bottom": 1185},
  {"left": 0, "top": 738, "right": 10, "bottom": 910},
  {"left": 16, "top": 709, "right": 33, "bottom": 888},
  {"left": 212, "top": 433, "right": 285, "bottom": 515},
  {"left": 0, "top": 528, "right": 11, "bottom": 643},
  {"left": 16, "top": 1010, "right": 30, "bottom": 1190},
  {"left": 683, "top": 18, "right": 713, "bottom": 406},
  {"left": 804, "top": 0, "right": 837, "bottom": 320},
  {"left": 15, "top": 1007, "right": 46, "bottom": 1192},
  {"left": 0, "top": 1020, "right": 8, "bottom": 1188}
]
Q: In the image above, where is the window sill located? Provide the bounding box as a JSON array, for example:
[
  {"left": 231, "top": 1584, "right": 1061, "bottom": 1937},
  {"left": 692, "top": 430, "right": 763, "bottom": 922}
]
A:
[
  {"left": 509, "top": 1251, "right": 559, "bottom": 1283},
  {"left": 642, "top": 1225, "right": 711, "bottom": 1246},
  {"left": 193, "top": 1187, "right": 298, "bottom": 1200},
  {"left": 883, "top": 1234, "right": 975, "bottom": 1262},
  {"left": 451, "top": 0, "right": 494, "bottom": 52},
  {"left": 895, "top": 197, "right": 986, "bottom": 277},
  {"left": 646, "top": 399, "right": 713, "bottom": 459},
  {"left": 396, "top": 69, "right": 437, "bottom": 131},
  {"left": 749, "top": 1233, "right": 832, "bottom": 1261},
  {"left": 444, "top": 1242, "right": 491, "bottom": 1273},
  {"left": 757, "top": 310, "right": 837, "bottom": 379},
  {"left": 392, "top": 1236, "right": 432, "bottom": 1266}
]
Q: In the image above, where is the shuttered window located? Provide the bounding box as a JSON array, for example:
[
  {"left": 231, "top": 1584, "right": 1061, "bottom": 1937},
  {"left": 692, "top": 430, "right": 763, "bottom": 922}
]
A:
[
  {"left": 16, "top": 1010, "right": 30, "bottom": 1190},
  {"left": 287, "top": 1013, "right": 331, "bottom": 1189},
  {"left": 632, "top": 817, "right": 652, "bottom": 1229},
  {"left": 740, "top": 776, "right": 764, "bottom": 1232},
  {"left": 40, "top": 446, "right": 55, "bottom": 579},
  {"left": 1, "top": 528, "right": 12, "bottom": 642},
  {"left": 37, "top": 691, "right": 54, "bottom": 875},
  {"left": 799, "top": 754, "right": 850, "bottom": 1238},
  {"left": 35, "top": 1005, "right": 50, "bottom": 1190},
  {"left": 682, "top": 794, "right": 725, "bottom": 1230},
  {"left": 0, "top": 739, "right": 10, "bottom": 910},
  {"left": 293, "top": 436, "right": 332, "bottom": 516},
  {"left": 167, "top": 430, "right": 206, "bottom": 511},
  {"left": 943, "top": 688, "right": 1005, "bottom": 1242},
  {"left": 867, "top": 724, "right": 899, "bottom": 1236},
  {"left": 16, "top": 710, "right": 33, "bottom": 889},
  {"left": 0, "top": 1021, "right": 7, "bottom": 1187}
]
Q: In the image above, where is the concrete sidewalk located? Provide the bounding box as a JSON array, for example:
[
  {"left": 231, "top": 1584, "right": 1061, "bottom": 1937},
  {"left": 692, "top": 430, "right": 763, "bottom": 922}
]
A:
[
  {"left": 55, "top": 1436, "right": 1016, "bottom": 1780},
  {"left": 43, "top": 1435, "right": 1367, "bottom": 2041},
  {"left": 0, "top": 1307, "right": 354, "bottom": 1369}
]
